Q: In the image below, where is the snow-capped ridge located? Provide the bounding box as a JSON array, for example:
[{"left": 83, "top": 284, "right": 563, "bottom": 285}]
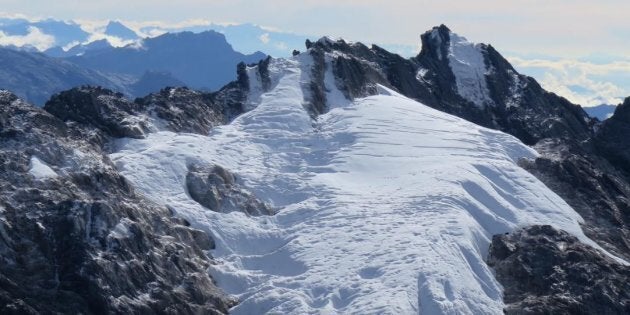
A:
[{"left": 109, "top": 52, "right": 619, "bottom": 314}]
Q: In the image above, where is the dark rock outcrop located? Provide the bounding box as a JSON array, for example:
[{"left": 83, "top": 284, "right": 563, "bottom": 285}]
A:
[
  {"left": 520, "top": 139, "right": 630, "bottom": 262},
  {"left": 186, "top": 164, "right": 274, "bottom": 216},
  {"left": 208, "top": 63, "right": 250, "bottom": 119},
  {"left": 594, "top": 97, "right": 630, "bottom": 175},
  {"left": 44, "top": 77, "right": 252, "bottom": 140},
  {"left": 307, "top": 47, "right": 328, "bottom": 116},
  {"left": 257, "top": 56, "right": 273, "bottom": 92},
  {"left": 488, "top": 225, "right": 630, "bottom": 314},
  {"left": 135, "top": 87, "right": 227, "bottom": 135},
  {"left": 44, "top": 86, "right": 149, "bottom": 139},
  {"left": 0, "top": 91, "right": 234, "bottom": 314}
]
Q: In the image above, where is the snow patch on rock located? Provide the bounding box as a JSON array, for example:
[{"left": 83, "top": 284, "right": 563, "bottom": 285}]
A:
[{"left": 29, "top": 156, "right": 58, "bottom": 179}]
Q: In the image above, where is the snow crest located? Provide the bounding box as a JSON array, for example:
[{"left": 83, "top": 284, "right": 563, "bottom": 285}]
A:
[
  {"left": 110, "top": 54, "right": 601, "bottom": 314},
  {"left": 447, "top": 33, "right": 493, "bottom": 107}
]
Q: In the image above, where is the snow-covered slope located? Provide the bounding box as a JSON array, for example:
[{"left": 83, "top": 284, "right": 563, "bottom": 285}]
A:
[{"left": 110, "top": 54, "right": 609, "bottom": 314}]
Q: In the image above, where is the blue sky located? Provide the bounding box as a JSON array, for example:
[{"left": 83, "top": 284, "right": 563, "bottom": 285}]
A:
[{"left": 1, "top": 0, "right": 629, "bottom": 106}]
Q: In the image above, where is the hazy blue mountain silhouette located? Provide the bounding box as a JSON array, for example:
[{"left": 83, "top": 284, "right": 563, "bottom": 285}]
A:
[
  {"left": 130, "top": 71, "right": 187, "bottom": 96},
  {"left": 0, "top": 18, "right": 89, "bottom": 47},
  {"left": 68, "top": 31, "right": 267, "bottom": 91},
  {"left": 44, "top": 39, "right": 114, "bottom": 58},
  {"left": 105, "top": 21, "right": 139, "bottom": 40},
  {"left": 0, "top": 47, "right": 125, "bottom": 105}
]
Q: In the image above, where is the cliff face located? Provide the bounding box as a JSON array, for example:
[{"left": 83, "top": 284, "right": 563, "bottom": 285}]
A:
[{"left": 488, "top": 225, "right": 630, "bottom": 314}]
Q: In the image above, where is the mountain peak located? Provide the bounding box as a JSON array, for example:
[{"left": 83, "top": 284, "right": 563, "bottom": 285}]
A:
[
  {"left": 419, "top": 24, "right": 452, "bottom": 61},
  {"left": 418, "top": 25, "right": 495, "bottom": 107},
  {"left": 104, "top": 20, "right": 138, "bottom": 40}
]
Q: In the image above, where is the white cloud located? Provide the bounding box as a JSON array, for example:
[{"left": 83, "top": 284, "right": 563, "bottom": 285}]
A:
[
  {"left": 509, "top": 56, "right": 630, "bottom": 106},
  {"left": 259, "top": 33, "right": 270, "bottom": 44},
  {"left": 0, "top": 12, "right": 31, "bottom": 20},
  {"left": 85, "top": 32, "right": 136, "bottom": 47},
  {"left": 62, "top": 40, "right": 80, "bottom": 51},
  {"left": 142, "top": 27, "right": 168, "bottom": 38},
  {"left": 0, "top": 26, "right": 55, "bottom": 50}
]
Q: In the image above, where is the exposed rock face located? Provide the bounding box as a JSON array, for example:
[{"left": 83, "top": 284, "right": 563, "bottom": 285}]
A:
[
  {"left": 520, "top": 139, "right": 630, "bottom": 262},
  {"left": 307, "top": 47, "right": 328, "bottom": 116},
  {"left": 488, "top": 225, "right": 630, "bottom": 315},
  {"left": 595, "top": 97, "right": 630, "bottom": 175},
  {"left": 135, "top": 87, "right": 227, "bottom": 135},
  {"left": 0, "top": 91, "right": 234, "bottom": 314},
  {"left": 208, "top": 62, "right": 250, "bottom": 120},
  {"left": 44, "top": 86, "right": 150, "bottom": 139},
  {"left": 256, "top": 56, "right": 273, "bottom": 92},
  {"left": 186, "top": 164, "right": 274, "bottom": 216}
]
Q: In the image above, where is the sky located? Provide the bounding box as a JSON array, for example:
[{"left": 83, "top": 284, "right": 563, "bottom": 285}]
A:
[{"left": 1, "top": 0, "right": 629, "bottom": 106}]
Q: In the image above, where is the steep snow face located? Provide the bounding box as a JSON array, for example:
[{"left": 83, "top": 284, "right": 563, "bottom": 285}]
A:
[
  {"left": 447, "top": 32, "right": 493, "bottom": 107},
  {"left": 110, "top": 54, "right": 604, "bottom": 314}
]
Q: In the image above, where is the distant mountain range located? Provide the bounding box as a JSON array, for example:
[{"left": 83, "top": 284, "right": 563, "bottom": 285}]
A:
[
  {"left": 0, "top": 29, "right": 266, "bottom": 105},
  {"left": 0, "top": 17, "right": 306, "bottom": 57},
  {"left": 66, "top": 31, "right": 266, "bottom": 91},
  {"left": 0, "top": 47, "right": 125, "bottom": 105},
  {"left": 0, "top": 17, "right": 90, "bottom": 48}
]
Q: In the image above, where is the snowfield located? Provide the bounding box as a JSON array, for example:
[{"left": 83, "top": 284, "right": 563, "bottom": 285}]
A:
[{"left": 110, "top": 54, "right": 608, "bottom": 314}]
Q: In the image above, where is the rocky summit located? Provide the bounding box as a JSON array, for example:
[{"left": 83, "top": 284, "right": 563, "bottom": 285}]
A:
[{"left": 0, "top": 24, "right": 629, "bottom": 314}]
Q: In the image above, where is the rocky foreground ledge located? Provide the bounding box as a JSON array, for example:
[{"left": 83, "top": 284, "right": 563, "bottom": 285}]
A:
[{"left": 488, "top": 225, "right": 630, "bottom": 314}]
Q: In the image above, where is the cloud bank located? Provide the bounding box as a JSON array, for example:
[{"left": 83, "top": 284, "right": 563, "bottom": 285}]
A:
[
  {"left": 0, "top": 26, "right": 55, "bottom": 50},
  {"left": 509, "top": 57, "right": 630, "bottom": 106}
]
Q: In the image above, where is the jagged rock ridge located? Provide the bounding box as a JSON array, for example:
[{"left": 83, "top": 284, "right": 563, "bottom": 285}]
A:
[{"left": 306, "top": 25, "right": 593, "bottom": 146}]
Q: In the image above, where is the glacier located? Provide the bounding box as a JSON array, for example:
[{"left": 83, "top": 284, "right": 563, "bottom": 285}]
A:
[{"left": 109, "top": 53, "right": 609, "bottom": 314}]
